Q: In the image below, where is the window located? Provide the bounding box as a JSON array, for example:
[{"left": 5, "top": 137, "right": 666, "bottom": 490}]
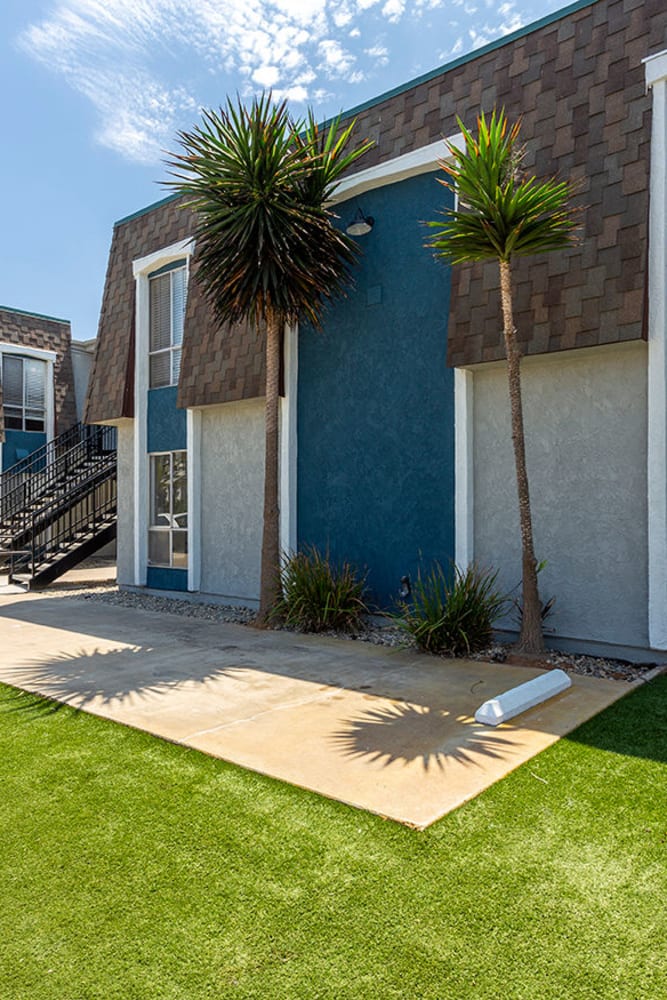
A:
[
  {"left": 1, "top": 354, "right": 47, "bottom": 432},
  {"left": 149, "top": 262, "right": 187, "bottom": 389},
  {"left": 149, "top": 451, "right": 188, "bottom": 568}
]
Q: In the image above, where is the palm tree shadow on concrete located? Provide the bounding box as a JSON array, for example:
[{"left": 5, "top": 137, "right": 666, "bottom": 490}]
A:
[
  {"left": 330, "top": 701, "right": 518, "bottom": 772},
  {"left": 1, "top": 645, "right": 234, "bottom": 717}
]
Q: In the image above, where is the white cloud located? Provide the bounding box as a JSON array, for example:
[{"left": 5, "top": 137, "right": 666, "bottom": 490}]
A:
[
  {"left": 253, "top": 64, "right": 282, "bottom": 87},
  {"left": 365, "top": 43, "right": 389, "bottom": 65},
  {"left": 84, "top": 68, "right": 195, "bottom": 162},
  {"left": 19, "top": 0, "right": 335, "bottom": 162},
  {"left": 382, "top": 0, "right": 406, "bottom": 21},
  {"left": 318, "top": 38, "right": 357, "bottom": 78},
  {"left": 18, "top": 0, "right": 533, "bottom": 164},
  {"left": 332, "top": 2, "right": 354, "bottom": 27},
  {"left": 273, "top": 84, "right": 310, "bottom": 102}
]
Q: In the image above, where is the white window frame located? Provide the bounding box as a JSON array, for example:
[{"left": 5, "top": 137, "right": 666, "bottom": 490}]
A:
[
  {"left": 148, "top": 449, "right": 188, "bottom": 569},
  {"left": 331, "top": 135, "right": 464, "bottom": 204},
  {"left": 0, "top": 341, "right": 56, "bottom": 441},
  {"left": 148, "top": 262, "right": 188, "bottom": 389},
  {"left": 132, "top": 238, "right": 195, "bottom": 586}
]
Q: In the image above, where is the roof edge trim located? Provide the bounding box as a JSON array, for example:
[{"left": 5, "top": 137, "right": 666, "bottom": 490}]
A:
[
  {"left": 0, "top": 305, "right": 70, "bottom": 326},
  {"left": 114, "top": 192, "right": 181, "bottom": 228}
]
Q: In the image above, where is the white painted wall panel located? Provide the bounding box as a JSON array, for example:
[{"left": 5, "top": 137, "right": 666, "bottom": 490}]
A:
[
  {"left": 71, "top": 343, "right": 95, "bottom": 421},
  {"left": 199, "top": 398, "right": 264, "bottom": 601},
  {"left": 116, "top": 420, "right": 135, "bottom": 586},
  {"left": 472, "top": 342, "right": 648, "bottom": 649}
]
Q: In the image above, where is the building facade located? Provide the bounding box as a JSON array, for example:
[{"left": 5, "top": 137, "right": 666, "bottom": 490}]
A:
[
  {"left": 86, "top": 0, "right": 667, "bottom": 657},
  {"left": 0, "top": 306, "right": 82, "bottom": 471}
]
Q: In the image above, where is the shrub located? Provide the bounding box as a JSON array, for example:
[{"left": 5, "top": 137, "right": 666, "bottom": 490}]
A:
[
  {"left": 272, "top": 545, "right": 368, "bottom": 633},
  {"left": 394, "top": 562, "right": 506, "bottom": 656},
  {"left": 511, "top": 560, "right": 556, "bottom": 632}
]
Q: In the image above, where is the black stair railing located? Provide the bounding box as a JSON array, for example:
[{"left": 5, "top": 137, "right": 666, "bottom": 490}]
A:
[
  {"left": 10, "top": 461, "right": 117, "bottom": 581},
  {"left": 0, "top": 424, "right": 116, "bottom": 534},
  {"left": 2, "top": 421, "right": 90, "bottom": 489}
]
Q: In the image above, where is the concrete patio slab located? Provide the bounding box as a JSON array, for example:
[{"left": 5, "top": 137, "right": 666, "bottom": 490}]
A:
[
  {"left": 51, "top": 561, "right": 117, "bottom": 586},
  {"left": 0, "top": 590, "right": 642, "bottom": 828}
]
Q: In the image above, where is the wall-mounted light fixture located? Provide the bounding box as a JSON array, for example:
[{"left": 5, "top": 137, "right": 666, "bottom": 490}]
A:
[{"left": 346, "top": 207, "right": 374, "bottom": 236}]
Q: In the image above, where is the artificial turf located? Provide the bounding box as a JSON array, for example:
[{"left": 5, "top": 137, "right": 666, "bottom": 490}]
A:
[{"left": 0, "top": 674, "right": 665, "bottom": 999}]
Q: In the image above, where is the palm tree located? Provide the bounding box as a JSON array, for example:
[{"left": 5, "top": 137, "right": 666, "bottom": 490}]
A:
[
  {"left": 168, "top": 94, "right": 372, "bottom": 622},
  {"left": 426, "top": 109, "right": 580, "bottom": 653}
]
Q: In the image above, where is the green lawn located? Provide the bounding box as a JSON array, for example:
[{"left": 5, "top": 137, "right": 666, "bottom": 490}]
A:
[{"left": 0, "top": 676, "right": 665, "bottom": 1000}]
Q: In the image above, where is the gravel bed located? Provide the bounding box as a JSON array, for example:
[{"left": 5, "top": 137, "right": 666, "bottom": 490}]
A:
[
  {"left": 45, "top": 582, "right": 257, "bottom": 625},
  {"left": 39, "top": 582, "right": 664, "bottom": 682},
  {"left": 471, "top": 643, "right": 660, "bottom": 683}
]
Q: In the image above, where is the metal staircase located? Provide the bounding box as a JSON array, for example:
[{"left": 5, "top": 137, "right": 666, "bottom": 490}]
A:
[{"left": 0, "top": 422, "right": 117, "bottom": 587}]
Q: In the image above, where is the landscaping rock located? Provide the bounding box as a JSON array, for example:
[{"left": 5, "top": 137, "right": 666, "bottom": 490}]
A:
[{"left": 39, "top": 582, "right": 663, "bottom": 682}]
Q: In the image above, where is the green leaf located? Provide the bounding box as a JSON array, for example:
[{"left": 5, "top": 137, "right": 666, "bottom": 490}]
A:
[
  {"left": 425, "top": 108, "right": 581, "bottom": 265},
  {"left": 166, "top": 93, "right": 373, "bottom": 330}
]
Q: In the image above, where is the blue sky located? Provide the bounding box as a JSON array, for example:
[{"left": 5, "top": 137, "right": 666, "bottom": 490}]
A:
[{"left": 1, "top": 0, "right": 568, "bottom": 340}]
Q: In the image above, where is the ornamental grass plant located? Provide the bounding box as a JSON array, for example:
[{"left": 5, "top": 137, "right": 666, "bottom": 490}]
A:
[
  {"left": 395, "top": 562, "right": 505, "bottom": 656},
  {"left": 272, "top": 544, "right": 368, "bottom": 633}
]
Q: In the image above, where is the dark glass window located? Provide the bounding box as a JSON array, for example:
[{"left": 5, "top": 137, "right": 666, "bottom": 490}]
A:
[
  {"left": 1, "top": 355, "right": 47, "bottom": 432},
  {"left": 148, "top": 451, "right": 188, "bottom": 568},
  {"left": 149, "top": 264, "right": 187, "bottom": 389}
]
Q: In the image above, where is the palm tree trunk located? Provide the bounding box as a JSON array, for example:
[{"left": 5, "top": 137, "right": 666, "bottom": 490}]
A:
[
  {"left": 498, "top": 259, "right": 544, "bottom": 653},
  {"left": 257, "top": 310, "right": 282, "bottom": 624}
]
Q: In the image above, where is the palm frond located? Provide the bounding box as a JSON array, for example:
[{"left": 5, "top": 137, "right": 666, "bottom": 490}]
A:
[
  {"left": 166, "top": 94, "right": 372, "bottom": 329},
  {"left": 426, "top": 108, "right": 581, "bottom": 264}
]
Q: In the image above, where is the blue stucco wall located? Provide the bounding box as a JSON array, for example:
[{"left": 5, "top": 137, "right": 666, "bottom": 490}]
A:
[
  {"left": 2, "top": 430, "right": 47, "bottom": 471},
  {"left": 147, "top": 386, "right": 186, "bottom": 453},
  {"left": 297, "top": 171, "right": 455, "bottom": 609},
  {"left": 146, "top": 566, "right": 188, "bottom": 592}
]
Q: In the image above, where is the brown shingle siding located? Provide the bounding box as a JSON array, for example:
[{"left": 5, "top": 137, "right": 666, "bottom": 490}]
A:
[
  {"left": 89, "top": 0, "right": 666, "bottom": 399},
  {"left": 339, "top": 0, "right": 665, "bottom": 366},
  {"left": 0, "top": 307, "right": 77, "bottom": 442},
  {"left": 85, "top": 196, "right": 268, "bottom": 423}
]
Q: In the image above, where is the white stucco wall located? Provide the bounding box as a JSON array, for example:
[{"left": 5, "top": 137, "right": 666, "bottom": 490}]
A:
[
  {"left": 71, "top": 340, "right": 96, "bottom": 421},
  {"left": 199, "top": 398, "right": 264, "bottom": 601},
  {"left": 472, "top": 342, "right": 648, "bottom": 650},
  {"left": 115, "top": 419, "right": 135, "bottom": 586}
]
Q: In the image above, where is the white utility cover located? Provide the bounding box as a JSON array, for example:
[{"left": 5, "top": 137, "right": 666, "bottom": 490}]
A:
[{"left": 475, "top": 668, "right": 572, "bottom": 726}]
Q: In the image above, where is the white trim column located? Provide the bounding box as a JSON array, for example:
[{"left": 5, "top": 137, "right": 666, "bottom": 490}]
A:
[
  {"left": 187, "top": 408, "right": 202, "bottom": 592},
  {"left": 280, "top": 323, "right": 298, "bottom": 555},
  {"left": 132, "top": 272, "right": 149, "bottom": 586},
  {"left": 454, "top": 367, "right": 474, "bottom": 569},
  {"left": 645, "top": 50, "right": 667, "bottom": 648},
  {"left": 132, "top": 237, "right": 195, "bottom": 587}
]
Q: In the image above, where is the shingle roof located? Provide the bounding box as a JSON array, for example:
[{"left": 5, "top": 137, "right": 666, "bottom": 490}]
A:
[
  {"left": 85, "top": 197, "right": 266, "bottom": 423},
  {"left": 85, "top": 0, "right": 666, "bottom": 422},
  {"left": 0, "top": 307, "right": 77, "bottom": 442},
  {"left": 341, "top": 0, "right": 664, "bottom": 366},
  {"left": 176, "top": 251, "right": 265, "bottom": 410}
]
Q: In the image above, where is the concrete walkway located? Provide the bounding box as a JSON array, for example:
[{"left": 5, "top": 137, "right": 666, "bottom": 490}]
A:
[{"left": 0, "top": 589, "right": 642, "bottom": 828}]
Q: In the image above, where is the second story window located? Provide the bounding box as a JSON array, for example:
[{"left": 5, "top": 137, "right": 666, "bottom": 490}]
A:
[
  {"left": 1, "top": 354, "right": 47, "bottom": 432},
  {"left": 149, "top": 262, "right": 187, "bottom": 389}
]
